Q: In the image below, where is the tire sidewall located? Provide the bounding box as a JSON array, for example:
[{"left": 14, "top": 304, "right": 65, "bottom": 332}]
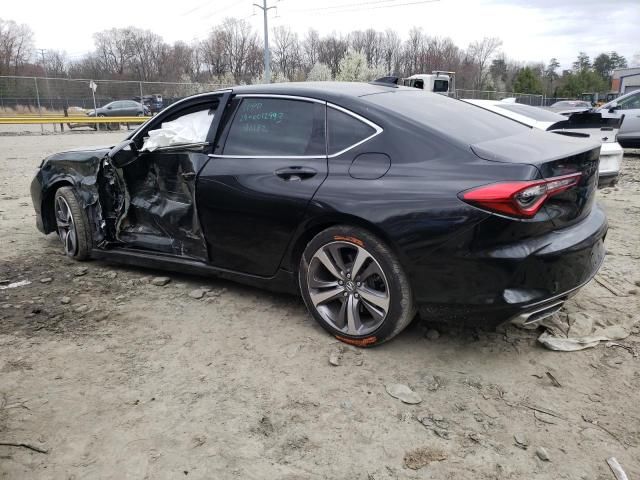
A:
[
  {"left": 299, "top": 226, "right": 413, "bottom": 347},
  {"left": 54, "top": 187, "right": 92, "bottom": 261}
]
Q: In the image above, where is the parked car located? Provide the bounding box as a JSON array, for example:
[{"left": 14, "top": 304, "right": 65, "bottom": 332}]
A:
[
  {"left": 31, "top": 83, "right": 607, "bottom": 346},
  {"left": 87, "top": 100, "right": 150, "bottom": 118},
  {"left": 133, "top": 94, "right": 164, "bottom": 114},
  {"left": 595, "top": 89, "right": 640, "bottom": 148},
  {"left": 464, "top": 99, "right": 624, "bottom": 186}
]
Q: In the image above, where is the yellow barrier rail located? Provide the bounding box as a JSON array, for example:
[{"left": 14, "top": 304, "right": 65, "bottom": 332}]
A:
[{"left": 0, "top": 116, "right": 148, "bottom": 125}]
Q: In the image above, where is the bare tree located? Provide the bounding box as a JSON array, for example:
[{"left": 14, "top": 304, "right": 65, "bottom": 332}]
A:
[
  {"left": 350, "top": 29, "right": 381, "bottom": 68},
  {"left": 44, "top": 50, "right": 68, "bottom": 77},
  {"left": 467, "top": 37, "right": 502, "bottom": 90},
  {"left": 402, "top": 27, "right": 425, "bottom": 75},
  {"left": 93, "top": 28, "right": 136, "bottom": 77},
  {"left": 272, "top": 26, "right": 302, "bottom": 81},
  {"left": 0, "top": 19, "right": 34, "bottom": 75},
  {"left": 221, "top": 18, "right": 261, "bottom": 83},
  {"left": 128, "top": 28, "right": 166, "bottom": 81},
  {"left": 303, "top": 29, "right": 320, "bottom": 70},
  {"left": 380, "top": 29, "right": 401, "bottom": 75},
  {"left": 318, "top": 33, "right": 348, "bottom": 78},
  {"left": 200, "top": 27, "right": 228, "bottom": 78}
]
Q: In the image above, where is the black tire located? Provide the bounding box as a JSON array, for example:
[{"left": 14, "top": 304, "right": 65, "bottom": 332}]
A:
[
  {"left": 299, "top": 225, "right": 416, "bottom": 347},
  {"left": 53, "top": 187, "right": 92, "bottom": 261}
]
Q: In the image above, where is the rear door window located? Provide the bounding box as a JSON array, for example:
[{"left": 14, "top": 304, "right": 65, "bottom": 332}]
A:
[
  {"left": 223, "top": 98, "right": 326, "bottom": 156},
  {"left": 327, "top": 107, "right": 377, "bottom": 155}
]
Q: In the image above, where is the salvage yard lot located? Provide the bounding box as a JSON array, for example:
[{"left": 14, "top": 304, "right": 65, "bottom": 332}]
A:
[{"left": 1, "top": 132, "right": 639, "bottom": 479}]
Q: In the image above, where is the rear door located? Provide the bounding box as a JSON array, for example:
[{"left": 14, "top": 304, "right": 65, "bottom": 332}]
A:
[
  {"left": 124, "top": 101, "right": 138, "bottom": 116},
  {"left": 196, "top": 95, "right": 327, "bottom": 276}
]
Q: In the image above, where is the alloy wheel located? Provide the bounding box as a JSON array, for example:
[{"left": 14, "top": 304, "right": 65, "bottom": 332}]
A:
[
  {"left": 307, "top": 241, "right": 390, "bottom": 336},
  {"left": 55, "top": 196, "right": 78, "bottom": 256}
]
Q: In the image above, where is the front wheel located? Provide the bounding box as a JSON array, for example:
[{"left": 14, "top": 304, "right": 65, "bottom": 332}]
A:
[
  {"left": 299, "top": 226, "right": 416, "bottom": 347},
  {"left": 53, "top": 187, "right": 92, "bottom": 260}
]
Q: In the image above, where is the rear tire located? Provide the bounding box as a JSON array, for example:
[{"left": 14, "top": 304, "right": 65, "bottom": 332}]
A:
[
  {"left": 53, "top": 187, "right": 92, "bottom": 261},
  {"left": 299, "top": 225, "right": 416, "bottom": 347}
]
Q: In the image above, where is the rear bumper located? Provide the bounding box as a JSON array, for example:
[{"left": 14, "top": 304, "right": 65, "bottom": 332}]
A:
[
  {"left": 598, "top": 142, "right": 623, "bottom": 186},
  {"left": 414, "top": 205, "right": 607, "bottom": 325}
]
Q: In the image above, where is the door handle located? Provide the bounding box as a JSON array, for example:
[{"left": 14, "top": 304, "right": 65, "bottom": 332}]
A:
[
  {"left": 275, "top": 166, "right": 317, "bottom": 181},
  {"left": 181, "top": 172, "right": 196, "bottom": 181}
]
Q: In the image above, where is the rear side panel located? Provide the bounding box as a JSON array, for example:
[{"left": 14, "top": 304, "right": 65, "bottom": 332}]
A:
[{"left": 299, "top": 99, "right": 607, "bottom": 322}]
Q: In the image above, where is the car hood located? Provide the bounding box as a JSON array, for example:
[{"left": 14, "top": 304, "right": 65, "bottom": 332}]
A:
[{"left": 42, "top": 145, "right": 113, "bottom": 166}]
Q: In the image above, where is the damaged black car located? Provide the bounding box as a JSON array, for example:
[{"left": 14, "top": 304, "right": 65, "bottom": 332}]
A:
[{"left": 31, "top": 82, "right": 607, "bottom": 346}]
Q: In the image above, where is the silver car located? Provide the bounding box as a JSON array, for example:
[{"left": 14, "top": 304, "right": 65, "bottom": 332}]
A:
[{"left": 597, "top": 90, "right": 640, "bottom": 148}]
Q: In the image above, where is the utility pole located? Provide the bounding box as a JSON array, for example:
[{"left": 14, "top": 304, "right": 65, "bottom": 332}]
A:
[
  {"left": 38, "top": 48, "right": 47, "bottom": 74},
  {"left": 253, "top": 0, "right": 276, "bottom": 83}
]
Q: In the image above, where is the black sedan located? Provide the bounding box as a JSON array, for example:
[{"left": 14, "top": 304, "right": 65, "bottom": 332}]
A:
[{"left": 31, "top": 82, "right": 607, "bottom": 346}]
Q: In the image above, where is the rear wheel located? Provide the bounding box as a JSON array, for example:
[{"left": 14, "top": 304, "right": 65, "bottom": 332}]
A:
[
  {"left": 299, "top": 226, "right": 416, "bottom": 346},
  {"left": 53, "top": 187, "right": 92, "bottom": 261}
]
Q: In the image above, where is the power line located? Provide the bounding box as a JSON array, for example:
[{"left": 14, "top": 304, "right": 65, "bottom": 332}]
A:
[
  {"left": 287, "top": 0, "right": 403, "bottom": 13},
  {"left": 180, "top": 0, "right": 247, "bottom": 20},
  {"left": 287, "top": 0, "right": 439, "bottom": 15},
  {"left": 201, "top": 1, "right": 250, "bottom": 20},
  {"left": 179, "top": 0, "right": 210, "bottom": 16}
]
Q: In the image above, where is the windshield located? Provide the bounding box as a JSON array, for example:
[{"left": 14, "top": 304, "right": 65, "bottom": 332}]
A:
[
  {"left": 433, "top": 79, "right": 449, "bottom": 92},
  {"left": 552, "top": 101, "right": 590, "bottom": 109},
  {"left": 495, "top": 103, "right": 565, "bottom": 122},
  {"left": 601, "top": 90, "right": 640, "bottom": 110}
]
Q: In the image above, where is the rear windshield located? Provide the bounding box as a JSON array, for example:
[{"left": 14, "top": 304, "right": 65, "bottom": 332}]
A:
[
  {"left": 366, "top": 90, "right": 530, "bottom": 144},
  {"left": 495, "top": 103, "right": 565, "bottom": 122}
]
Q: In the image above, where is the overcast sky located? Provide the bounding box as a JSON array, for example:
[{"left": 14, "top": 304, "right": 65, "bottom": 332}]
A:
[{"left": 4, "top": 0, "right": 639, "bottom": 69}]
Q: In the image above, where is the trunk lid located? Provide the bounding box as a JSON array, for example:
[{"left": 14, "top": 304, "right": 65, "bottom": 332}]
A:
[
  {"left": 471, "top": 129, "right": 601, "bottom": 228},
  {"left": 546, "top": 111, "right": 623, "bottom": 144}
]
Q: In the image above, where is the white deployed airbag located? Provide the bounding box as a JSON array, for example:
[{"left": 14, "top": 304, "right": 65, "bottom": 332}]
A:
[{"left": 142, "top": 109, "right": 213, "bottom": 151}]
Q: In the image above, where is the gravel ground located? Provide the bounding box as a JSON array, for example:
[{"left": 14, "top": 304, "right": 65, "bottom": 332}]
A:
[{"left": 1, "top": 132, "right": 639, "bottom": 479}]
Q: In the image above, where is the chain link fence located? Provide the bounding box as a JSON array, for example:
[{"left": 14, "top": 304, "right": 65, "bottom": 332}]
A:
[
  {"left": 1, "top": 76, "right": 559, "bottom": 118},
  {"left": 0, "top": 76, "right": 229, "bottom": 115}
]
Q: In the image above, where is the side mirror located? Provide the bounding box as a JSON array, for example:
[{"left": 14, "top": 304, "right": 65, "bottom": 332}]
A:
[
  {"left": 106, "top": 105, "right": 112, "bottom": 110},
  {"left": 608, "top": 101, "right": 619, "bottom": 113},
  {"left": 108, "top": 139, "right": 138, "bottom": 168}
]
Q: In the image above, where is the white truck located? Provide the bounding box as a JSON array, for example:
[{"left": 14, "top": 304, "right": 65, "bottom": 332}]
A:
[{"left": 402, "top": 71, "right": 455, "bottom": 95}]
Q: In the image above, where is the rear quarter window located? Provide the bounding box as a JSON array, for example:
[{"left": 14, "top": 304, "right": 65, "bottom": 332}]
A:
[
  {"left": 366, "top": 90, "right": 530, "bottom": 144},
  {"left": 328, "top": 107, "right": 376, "bottom": 155}
]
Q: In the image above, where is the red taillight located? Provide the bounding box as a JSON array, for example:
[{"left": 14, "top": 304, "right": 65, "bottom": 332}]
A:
[{"left": 459, "top": 173, "right": 581, "bottom": 219}]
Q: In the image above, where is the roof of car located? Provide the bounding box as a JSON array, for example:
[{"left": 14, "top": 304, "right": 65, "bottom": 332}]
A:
[{"left": 229, "top": 81, "right": 405, "bottom": 100}]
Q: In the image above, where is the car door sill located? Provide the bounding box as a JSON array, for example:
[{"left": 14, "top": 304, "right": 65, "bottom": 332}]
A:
[{"left": 90, "top": 247, "right": 298, "bottom": 295}]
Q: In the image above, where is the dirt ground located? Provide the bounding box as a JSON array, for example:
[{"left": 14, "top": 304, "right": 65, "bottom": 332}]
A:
[{"left": 1, "top": 131, "right": 639, "bottom": 480}]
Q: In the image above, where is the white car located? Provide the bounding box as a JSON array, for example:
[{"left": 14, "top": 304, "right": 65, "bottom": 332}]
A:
[{"left": 463, "top": 99, "right": 624, "bottom": 187}]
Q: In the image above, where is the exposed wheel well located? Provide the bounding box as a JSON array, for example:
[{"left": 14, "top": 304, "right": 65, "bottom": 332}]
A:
[{"left": 42, "top": 181, "right": 73, "bottom": 233}]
